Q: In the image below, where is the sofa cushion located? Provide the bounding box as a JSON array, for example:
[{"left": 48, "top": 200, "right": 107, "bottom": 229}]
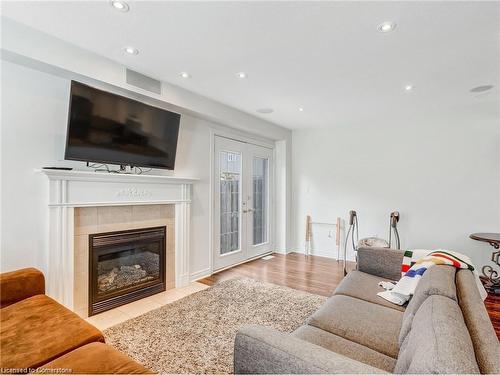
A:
[
  {"left": 395, "top": 295, "right": 480, "bottom": 374},
  {"left": 357, "top": 247, "right": 404, "bottom": 281},
  {"left": 41, "top": 342, "right": 152, "bottom": 374},
  {"left": 399, "top": 265, "right": 457, "bottom": 345},
  {"left": 0, "top": 294, "right": 104, "bottom": 369},
  {"left": 456, "top": 270, "right": 500, "bottom": 374},
  {"left": 235, "top": 325, "right": 387, "bottom": 374},
  {"left": 292, "top": 325, "right": 396, "bottom": 372},
  {"left": 334, "top": 270, "right": 406, "bottom": 312},
  {"left": 0, "top": 268, "right": 45, "bottom": 308},
  {"left": 306, "top": 295, "right": 403, "bottom": 358}
]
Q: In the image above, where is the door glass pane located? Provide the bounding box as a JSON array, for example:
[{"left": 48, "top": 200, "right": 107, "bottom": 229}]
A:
[
  {"left": 220, "top": 151, "right": 241, "bottom": 254},
  {"left": 253, "top": 157, "right": 268, "bottom": 245}
]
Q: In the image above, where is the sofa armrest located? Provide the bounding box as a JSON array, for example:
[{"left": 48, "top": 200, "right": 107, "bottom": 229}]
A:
[
  {"left": 357, "top": 247, "right": 404, "bottom": 281},
  {"left": 234, "top": 325, "right": 387, "bottom": 374},
  {"left": 0, "top": 268, "right": 45, "bottom": 308}
]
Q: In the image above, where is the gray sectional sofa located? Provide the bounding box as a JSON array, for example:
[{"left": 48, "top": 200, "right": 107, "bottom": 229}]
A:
[{"left": 234, "top": 247, "right": 500, "bottom": 374}]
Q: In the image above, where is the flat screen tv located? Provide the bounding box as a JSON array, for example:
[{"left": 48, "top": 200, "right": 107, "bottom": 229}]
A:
[{"left": 65, "top": 81, "right": 181, "bottom": 170}]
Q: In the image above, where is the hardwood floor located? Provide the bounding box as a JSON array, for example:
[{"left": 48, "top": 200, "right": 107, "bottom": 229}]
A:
[
  {"left": 199, "top": 252, "right": 500, "bottom": 338},
  {"left": 200, "top": 252, "right": 356, "bottom": 297}
]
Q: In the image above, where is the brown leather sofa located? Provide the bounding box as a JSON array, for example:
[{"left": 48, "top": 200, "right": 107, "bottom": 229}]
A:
[{"left": 0, "top": 268, "right": 152, "bottom": 374}]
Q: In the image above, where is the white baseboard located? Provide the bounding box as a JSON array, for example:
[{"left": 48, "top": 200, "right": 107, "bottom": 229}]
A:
[
  {"left": 273, "top": 248, "right": 288, "bottom": 254},
  {"left": 189, "top": 268, "right": 212, "bottom": 282},
  {"left": 288, "top": 249, "right": 356, "bottom": 262},
  {"left": 212, "top": 251, "right": 274, "bottom": 274}
]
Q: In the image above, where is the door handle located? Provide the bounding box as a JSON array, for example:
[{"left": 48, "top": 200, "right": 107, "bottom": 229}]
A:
[{"left": 243, "top": 208, "right": 254, "bottom": 213}]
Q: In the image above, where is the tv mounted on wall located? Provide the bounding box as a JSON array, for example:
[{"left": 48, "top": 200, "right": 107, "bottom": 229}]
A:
[{"left": 65, "top": 81, "right": 181, "bottom": 170}]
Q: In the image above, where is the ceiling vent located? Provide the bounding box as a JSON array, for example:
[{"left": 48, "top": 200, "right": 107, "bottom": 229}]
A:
[{"left": 126, "top": 69, "right": 162, "bottom": 95}]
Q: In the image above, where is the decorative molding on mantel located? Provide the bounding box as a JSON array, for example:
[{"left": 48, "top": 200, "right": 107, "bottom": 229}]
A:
[{"left": 37, "top": 168, "right": 197, "bottom": 310}]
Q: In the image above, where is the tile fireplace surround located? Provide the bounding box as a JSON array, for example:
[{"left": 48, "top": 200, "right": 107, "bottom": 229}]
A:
[
  {"left": 75, "top": 205, "right": 174, "bottom": 317},
  {"left": 38, "top": 169, "right": 197, "bottom": 317}
]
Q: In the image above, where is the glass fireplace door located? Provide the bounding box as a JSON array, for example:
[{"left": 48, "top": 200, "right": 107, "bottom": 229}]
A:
[
  {"left": 89, "top": 226, "right": 166, "bottom": 316},
  {"left": 95, "top": 243, "right": 161, "bottom": 298}
]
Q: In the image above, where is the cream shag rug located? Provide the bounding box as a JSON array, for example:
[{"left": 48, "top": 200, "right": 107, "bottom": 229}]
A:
[{"left": 104, "top": 278, "right": 326, "bottom": 374}]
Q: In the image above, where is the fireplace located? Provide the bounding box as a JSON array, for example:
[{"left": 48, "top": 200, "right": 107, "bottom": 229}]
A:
[{"left": 89, "top": 226, "right": 166, "bottom": 316}]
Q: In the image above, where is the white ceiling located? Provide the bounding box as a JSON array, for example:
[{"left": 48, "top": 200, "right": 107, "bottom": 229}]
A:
[{"left": 1, "top": 1, "right": 499, "bottom": 130}]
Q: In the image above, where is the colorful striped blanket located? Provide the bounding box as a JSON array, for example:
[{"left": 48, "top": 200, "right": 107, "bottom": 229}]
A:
[{"left": 377, "top": 249, "right": 487, "bottom": 305}]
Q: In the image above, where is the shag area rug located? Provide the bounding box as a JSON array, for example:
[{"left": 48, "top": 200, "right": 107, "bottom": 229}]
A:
[{"left": 104, "top": 278, "right": 326, "bottom": 374}]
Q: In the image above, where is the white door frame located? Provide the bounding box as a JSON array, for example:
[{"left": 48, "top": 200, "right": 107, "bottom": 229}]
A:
[{"left": 209, "top": 130, "right": 275, "bottom": 273}]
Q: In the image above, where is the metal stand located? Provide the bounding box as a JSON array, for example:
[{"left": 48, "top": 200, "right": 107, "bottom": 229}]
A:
[
  {"left": 343, "top": 210, "right": 358, "bottom": 276},
  {"left": 470, "top": 233, "right": 500, "bottom": 295},
  {"left": 388, "top": 211, "right": 401, "bottom": 250},
  {"left": 482, "top": 242, "right": 500, "bottom": 295}
]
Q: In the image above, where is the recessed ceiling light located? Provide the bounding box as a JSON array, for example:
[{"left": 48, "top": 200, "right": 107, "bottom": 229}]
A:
[
  {"left": 404, "top": 84, "right": 413, "bottom": 91},
  {"left": 257, "top": 108, "right": 274, "bottom": 114},
  {"left": 124, "top": 46, "right": 138, "bottom": 55},
  {"left": 470, "top": 85, "right": 494, "bottom": 93},
  {"left": 378, "top": 21, "right": 396, "bottom": 33},
  {"left": 180, "top": 72, "right": 191, "bottom": 79},
  {"left": 298, "top": 107, "right": 304, "bottom": 112},
  {"left": 110, "top": 0, "right": 129, "bottom": 12},
  {"left": 236, "top": 72, "right": 247, "bottom": 79}
]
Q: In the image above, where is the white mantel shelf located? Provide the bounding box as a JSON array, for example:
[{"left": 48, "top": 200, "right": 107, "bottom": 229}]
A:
[
  {"left": 37, "top": 168, "right": 198, "bottom": 310},
  {"left": 37, "top": 169, "right": 199, "bottom": 184}
]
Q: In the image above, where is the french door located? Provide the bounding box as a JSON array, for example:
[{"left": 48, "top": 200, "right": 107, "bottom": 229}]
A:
[{"left": 213, "top": 136, "right": 273, "bottom": 270}]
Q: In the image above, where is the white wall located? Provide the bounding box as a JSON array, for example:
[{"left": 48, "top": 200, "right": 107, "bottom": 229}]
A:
[
  {"left": 4, "top": 17, "right": 497, "bottom": 279},
  {"left": 0, "top": 20, "right": 293, "bottom": 279},
  {"left": 0, "top": 61, "right": 207, "bottom": 275},
  {"left": 292, "top": 124, "right": 500, "bottom": 267},
  {"left": 2, "top": 60, "right": 290, "bottom": 281},
  {"left": 0, "top": 18, "right": 294, "bottom": 280},
  {"left": 1, "top": 61, "right": 68, "bottom": 272}
]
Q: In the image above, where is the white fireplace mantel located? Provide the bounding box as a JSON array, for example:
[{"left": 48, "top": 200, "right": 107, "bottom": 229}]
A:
[{"left": 37, "top": 169, "right": 198, "bottom": 310}]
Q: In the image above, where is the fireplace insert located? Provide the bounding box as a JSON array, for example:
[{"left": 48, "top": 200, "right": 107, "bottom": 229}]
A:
[{"left": 89, "top": 226, "right": 166, "bottom": 316}]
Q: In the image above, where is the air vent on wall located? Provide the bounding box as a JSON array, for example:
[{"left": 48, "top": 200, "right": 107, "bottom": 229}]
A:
[{"left": 126, "top": 68, "right": 162, "bottom": 94}]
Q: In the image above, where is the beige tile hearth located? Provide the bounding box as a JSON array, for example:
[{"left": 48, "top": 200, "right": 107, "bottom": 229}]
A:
[
  {"left": 85, "top": 307, "right": 130, "bottom": 331},
  {"left": 86, "top": 282, "right": 209, "bottom": 330},
  {"left": 116, "top": 297, "right": 163, "bottom": 319}
]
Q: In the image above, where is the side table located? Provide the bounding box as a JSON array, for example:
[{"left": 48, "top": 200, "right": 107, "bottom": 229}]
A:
[{"left": 470, "top": 233, "right": 500, "bottom": 295}]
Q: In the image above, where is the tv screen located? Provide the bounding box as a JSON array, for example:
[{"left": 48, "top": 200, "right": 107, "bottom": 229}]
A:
[{"left": 65, "top": 81, "right": 181, "bottom": 170}]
